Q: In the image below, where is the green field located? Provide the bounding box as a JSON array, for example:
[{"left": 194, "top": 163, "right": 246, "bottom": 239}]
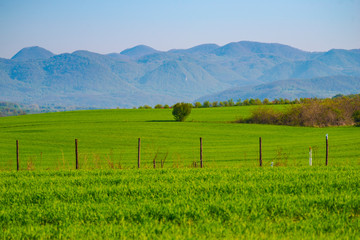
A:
[
  {"left": 1, "top": 168, "right": 359, "bottom": 239},
  {"left": 0, "top": 105, "right": 359, "bottom": 170},
  {"left": 1, "top": 106, "right": 360, "bottom": 239}
]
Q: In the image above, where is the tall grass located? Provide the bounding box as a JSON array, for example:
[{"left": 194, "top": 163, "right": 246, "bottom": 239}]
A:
[{"left": 1, "top": 167, "right": 359, "bottom": 239}]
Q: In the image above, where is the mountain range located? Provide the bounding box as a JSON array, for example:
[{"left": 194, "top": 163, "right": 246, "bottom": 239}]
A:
[{"left": 0, "top": 41, "right": 359, "bottom": 108}]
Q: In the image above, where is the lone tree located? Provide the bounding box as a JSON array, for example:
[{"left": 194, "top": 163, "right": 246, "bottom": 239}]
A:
[{"left": 172, "top": 102, "right": 192, "bottom": 122}]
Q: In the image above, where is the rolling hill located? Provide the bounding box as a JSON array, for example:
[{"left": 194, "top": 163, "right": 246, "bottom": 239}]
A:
[
  {"left": 0, "top": 41, "right": 359, "bottom": 108},
  {"left": 197, "top": 76, "right": 360, "bottom": 102},
  {"left": 11, "top": 46, "right": 55, "bottom": 61}
]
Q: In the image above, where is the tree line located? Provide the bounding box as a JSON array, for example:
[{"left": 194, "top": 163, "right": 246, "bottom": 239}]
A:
[
  {"left": 237, "top": 94, "right": 360, "bottom": 127},
  {"left": 137, "top": 95, "right": 354, "bottom": 109}
]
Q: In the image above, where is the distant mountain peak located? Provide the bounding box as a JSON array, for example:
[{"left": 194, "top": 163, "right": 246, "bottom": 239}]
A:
[
  {"left": 11, "top": 46, "right": 54, "bottom": 61},
  {"left": 213, "top": 41, "right": 308, "bottom": 60},
  {"left": 2, "top": 41, "right": 360, "bottom": 109},
  {"left": 169, "top": 43, "right": 220, "bottom": 54},
  {"left": 120, "top": 45, "right": 160, "bottom": 59}
]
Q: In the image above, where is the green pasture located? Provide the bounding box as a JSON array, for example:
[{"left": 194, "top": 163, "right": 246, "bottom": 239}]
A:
[
  {"left": 1, "top": 167, "right": 359, "bottom": 239},
  {"left": 0, "top": 105, "right": 359, "bottom": 170}
]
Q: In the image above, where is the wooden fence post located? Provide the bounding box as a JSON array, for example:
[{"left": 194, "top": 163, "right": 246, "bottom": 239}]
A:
[
  {"left": 153, "top": 151, "right": 156, "bottom": 169},
  {"left": 326, "top": 134, "right": 329, "bottom": 166},
  {"left": 16, "top": 140, "right": 19, "bottom": 171},
  {"left": 75, "top": 139, "right": 78, "bottom": 170},
  {"left": 138, "top": 138, "right": 141, "bottom": 169},
  {"left": 200, "top": 137, "right": 203, "bottom": 168},
  {"left": 259, "top": 137, "right": 262, "bottom": 167}
]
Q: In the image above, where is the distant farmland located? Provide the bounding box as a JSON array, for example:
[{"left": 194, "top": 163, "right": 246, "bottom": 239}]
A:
[{"left": 0, "top": 105, "right": 359, "bottom": 170}]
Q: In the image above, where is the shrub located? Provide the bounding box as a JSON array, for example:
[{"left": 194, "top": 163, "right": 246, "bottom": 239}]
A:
[
  {"left": 353, "top": 110, "right": 360, "bottom": 126},
  {"left": 238, "top": 95, "right": 360, "bottom": 127},
  {"left": 239, "top": 107, "right": 280, "bottom": 124},
  {"left": 172, "top": 103, "right": 192, "bottom": 122}
]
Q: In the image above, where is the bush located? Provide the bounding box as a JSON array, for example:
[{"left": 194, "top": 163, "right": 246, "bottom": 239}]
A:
[
  {"left": 172, "top": 102, "right": 192, "bottom": 122},
  {"left": 353, "top": 110, "right": 360, "bottom": 126},
  {"left": 237, "top": 96, "right": 360, "bottom": 127},
  {"left": 154, "top": 104, "right": 163, "bottom": 109}
]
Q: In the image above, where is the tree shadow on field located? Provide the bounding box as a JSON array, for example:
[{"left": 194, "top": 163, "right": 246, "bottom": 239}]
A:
[{"left": 146, "top": 120, "right": 176, "bottom": 122}]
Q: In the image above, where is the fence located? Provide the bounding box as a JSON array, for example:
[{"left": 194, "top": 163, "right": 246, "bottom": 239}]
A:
[{"left": 3, "top": 135, "right": 339, "bottom": 171}]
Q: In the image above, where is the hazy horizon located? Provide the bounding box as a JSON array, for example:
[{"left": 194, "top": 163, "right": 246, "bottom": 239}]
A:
[{"left": 1, "top": 0, "right": 360, "bottom": 59}]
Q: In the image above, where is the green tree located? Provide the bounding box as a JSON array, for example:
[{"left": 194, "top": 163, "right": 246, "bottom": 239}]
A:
[
  {"left": 353, "top": 110, "right": 360, "bottom": 126},
  {"left": 212, "top": 101, "right": 218, "bottom": 107},
  {"left": 236, "top": 99, "right": 242, "bottom": 106},
  {"left": 254, "top": 98, "right": 262, "bottom": 105},
  {"left": 203, "top": 101, "right": 210, "bottom": 108},
  {"left": 228, "top": 99, "right": 234, "bottom": 106},
  {"left": 263, "top": 98, "right": 270, "bottom": 105},
  {"left": 154, "top": 104, "right": 163, "bottom": 109},
  {"left": 293, "top": 98, "right": 300, "bottom": 104},
  {"left": 194, "top": 102, "right": 202, "bottom": 108},
  {"left": 243, "top": 99, "right": 250, "bottom": 105},
  {"left": 172, "top": 102, "right": 192, "bottom": 122},
  {"left": 164, "top": 104, "right": 170, "bottom": 109}
]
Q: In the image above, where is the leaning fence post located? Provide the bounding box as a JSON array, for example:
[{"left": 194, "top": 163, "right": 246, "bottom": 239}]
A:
[
  {"left": 75, "top": 139, "right": 78, "bottom": 170},
  {"left": 326, "top": 134, "right": 329, "bottom": 166},
  {"left": 138, "top": 138, "right": 141, "bottom": 169},
  {"left": 309, "top": 146, "right": 312, "bottom": 166},
  {"left": 200, "top": 137, "right": 203, "bottom": 168},
  {"left": 259, "top": 137, "right": 262, "bottom": 167},
  {"left": 16, "top": 140, "right": 19, "bottom": 171}
]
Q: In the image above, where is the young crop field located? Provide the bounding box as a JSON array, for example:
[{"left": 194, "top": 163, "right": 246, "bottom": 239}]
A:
[
  {"left": 1, "top": 167, "right": 359, "bottom": 239},
  {"left": 0, "top": 105, "right": 359, "bottom": 170},
  {"left": 0, "top": 106, "right": 359, "bottom": 239}
]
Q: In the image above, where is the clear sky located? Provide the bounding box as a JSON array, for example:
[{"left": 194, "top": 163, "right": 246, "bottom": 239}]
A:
[{"left": 0, "top": 0, "right": 359, "bottom": 58}]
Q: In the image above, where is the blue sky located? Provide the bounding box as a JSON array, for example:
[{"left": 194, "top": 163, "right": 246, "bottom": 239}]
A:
[{"left": 0, "top": 0, "right": 359, "bottom": 58}]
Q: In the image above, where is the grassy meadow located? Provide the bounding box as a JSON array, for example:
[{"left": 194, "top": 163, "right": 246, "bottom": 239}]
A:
[
  {"left": 0, "top": 105, "right": 359, "bottom": 170},
  {"left": 1, "top": 167, "right": 359, "bottom": 239},
  {"left": 1, "top": 105, "right": 360, "bottom": 239}
]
